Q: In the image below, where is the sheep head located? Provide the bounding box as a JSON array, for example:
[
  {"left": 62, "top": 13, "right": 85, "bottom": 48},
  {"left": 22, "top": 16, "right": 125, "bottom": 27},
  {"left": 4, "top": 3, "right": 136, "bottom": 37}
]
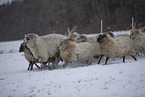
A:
[
  {"left": 130, "top": 29, "right": 140, "bottom": 39},
  {"left": 19, "top": 43, "right": 25, "bottom": 52},
  {"left": 65, "top": 36, "right": 75, "bottom": 42},
  {"left": 24, "top": 33, "right": 38, "bottom": 47},
  {"left": 75, "top": 35, "right": 87, "bottom": 43},
  {"left": 97, "top": 34, "right": 107, "bottom": 43},
  {"left": 19, "top": 42, "right": 31, "bottom": 53},
  {"left": 67, "top": 26, "right": 80, "bottom": 40},
  {"left": 59, "top": 39, "right": 70, "bottom": 51}
]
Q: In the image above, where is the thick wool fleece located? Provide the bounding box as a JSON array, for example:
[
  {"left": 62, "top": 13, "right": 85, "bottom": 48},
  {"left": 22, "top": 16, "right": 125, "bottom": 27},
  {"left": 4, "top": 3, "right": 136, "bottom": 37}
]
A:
[
  {"left": 99, "top": 36, "right": 135, "bottom": 58},
  {"left": 25, "top": 34, "right": 64, "bottom": 62},
  {"left": 60, "top": 40, "right": 94, "bottom": 65}
]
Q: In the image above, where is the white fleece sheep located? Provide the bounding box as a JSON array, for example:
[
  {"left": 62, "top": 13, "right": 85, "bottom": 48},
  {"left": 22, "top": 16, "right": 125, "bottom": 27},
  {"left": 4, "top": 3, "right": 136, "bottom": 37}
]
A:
[
  {"left": 59, "top": 39, "right": 94, "bottom": 68},
  {"left": 74, "top": 34, "right": 100, "bottom": 57},
  {"left": 74, "top": 32, "right": 116, "bottom": 58},
  {"left": 19, "top": 42, "right": 40, "bottom": 70},
  {"left": 130, "top": 29, "right": 145, "bottom": 55},
  {"left": 23, "top": 33, "right": 65, "bottom": 69},
  {"left": 97, "top": 34, "right": 137, "bottom": 65}
]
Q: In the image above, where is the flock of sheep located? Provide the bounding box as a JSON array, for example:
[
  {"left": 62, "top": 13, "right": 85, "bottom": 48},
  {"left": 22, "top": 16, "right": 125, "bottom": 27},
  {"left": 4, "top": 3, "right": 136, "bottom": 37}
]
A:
[{"left": 19, "top": 26, "right": 145, "bottom": 70}]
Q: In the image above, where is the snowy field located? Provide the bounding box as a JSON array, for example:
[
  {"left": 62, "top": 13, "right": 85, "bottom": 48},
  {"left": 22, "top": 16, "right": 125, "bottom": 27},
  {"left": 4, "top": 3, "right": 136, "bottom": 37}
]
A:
[{"left": 0, "top": 31, "right": 145, "bottom": 97}]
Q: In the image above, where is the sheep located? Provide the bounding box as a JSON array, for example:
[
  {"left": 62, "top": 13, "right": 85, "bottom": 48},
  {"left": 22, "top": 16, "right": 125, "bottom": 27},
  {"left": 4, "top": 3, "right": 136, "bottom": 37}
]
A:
[
  {"left": 74, "top": 32, "right": 116, "bottom": 58},
  {"left": 59, "top": 38, "right": 94, "bottom": 68},
  {"left": 19, "top": 42, "right": 41, "bottom": 70},
  {"left": 23, "top": 33, "right": 65, "bottom": 69},
  {"left": 97, "top": 34, "right": 137, "bottom": 65},
  {"left": 130, "top": 29, "right": 145, "bottom": 55},
  {"left": 74, "top": 34, "right": 100, "bottom": 58}
]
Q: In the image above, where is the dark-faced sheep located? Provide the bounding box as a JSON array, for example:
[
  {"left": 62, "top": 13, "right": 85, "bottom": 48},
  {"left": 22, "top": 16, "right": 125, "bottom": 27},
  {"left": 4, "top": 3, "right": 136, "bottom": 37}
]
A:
[
  {"left": 19, "top": 42, "right": 40, "bottom": 70},
  {"left": 97, "top": 34, "right": 137, "bottom": 65}
]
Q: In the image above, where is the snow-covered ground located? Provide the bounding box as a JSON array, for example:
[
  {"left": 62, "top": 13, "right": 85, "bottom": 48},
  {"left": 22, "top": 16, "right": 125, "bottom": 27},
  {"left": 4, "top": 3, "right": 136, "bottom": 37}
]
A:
[{"left": 0, "top": 31, "right": 145, "bottom": 97}]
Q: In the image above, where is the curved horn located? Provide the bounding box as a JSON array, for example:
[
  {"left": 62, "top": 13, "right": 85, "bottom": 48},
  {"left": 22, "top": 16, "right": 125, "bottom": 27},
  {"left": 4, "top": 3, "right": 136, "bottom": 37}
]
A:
[
  {"left": 67, "top": 27, "right": 71, "bottom": 36},
  {"left": 70, "top": 26, "right": 77, "bottom": 35}
]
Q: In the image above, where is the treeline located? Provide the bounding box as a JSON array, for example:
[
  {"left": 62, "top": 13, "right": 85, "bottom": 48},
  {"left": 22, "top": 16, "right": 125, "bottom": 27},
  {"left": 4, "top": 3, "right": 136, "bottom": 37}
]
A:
[{"left": 0, "top": 0, "right": 145, "bottom": 41}]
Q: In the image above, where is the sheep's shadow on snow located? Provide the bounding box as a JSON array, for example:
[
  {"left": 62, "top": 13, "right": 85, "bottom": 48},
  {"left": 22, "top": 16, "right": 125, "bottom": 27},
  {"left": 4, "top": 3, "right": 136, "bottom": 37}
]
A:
[
  {"left": 27, "top": 56, "right": 141, "bottom": 71},
  {"left": 27, "top": 59, "right": 99, "bottom": 71}
]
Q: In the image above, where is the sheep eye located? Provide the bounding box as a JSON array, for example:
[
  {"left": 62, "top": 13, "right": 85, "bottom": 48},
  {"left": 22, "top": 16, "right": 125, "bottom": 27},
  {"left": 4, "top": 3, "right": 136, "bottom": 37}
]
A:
[
  {"left": 26, "top": 35, "right": 32, "bottom": 40},
  {"left": 26, "top": 37, "right": 30, "bottom": 40}
]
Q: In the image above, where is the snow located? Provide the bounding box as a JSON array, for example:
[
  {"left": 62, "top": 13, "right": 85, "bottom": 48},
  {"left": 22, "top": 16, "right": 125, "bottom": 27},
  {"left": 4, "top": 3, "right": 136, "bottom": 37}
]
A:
[{"left": 0, "top": 31, "right": 145, "bottom": 97}]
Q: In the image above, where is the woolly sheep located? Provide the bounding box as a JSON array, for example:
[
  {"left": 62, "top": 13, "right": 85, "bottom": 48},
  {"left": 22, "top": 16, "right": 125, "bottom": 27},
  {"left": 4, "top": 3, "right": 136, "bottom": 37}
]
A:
[
  {"left": 74, "top": 34, "right": 100, "bottom": 57},
  {"left": 19, "top": 42, "right": 40, "bottom": 70},
  {"left": 97, "top": 34, "right": 137, "bottom": 65},
  {"left": 23, "top": 33, "right": 65, "bottom": 69},
  {"left": 130, "top": 29, "right": 145, "bottom": 55},
  {"left": 59, "top": 39, "right": 94, "bottom": 68},
  {"left": 74, "top": 32, "right": 115, "bottom": 58}
]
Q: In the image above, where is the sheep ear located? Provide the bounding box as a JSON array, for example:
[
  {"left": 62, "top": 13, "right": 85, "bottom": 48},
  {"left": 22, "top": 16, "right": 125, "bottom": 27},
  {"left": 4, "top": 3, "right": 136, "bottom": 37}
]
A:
[
  {"left": 70, "top": 26, "right": 77, "bottom": 35},
  {"left": 107, "top": 32, "right": 114, "bottom": 38},
  {"left": 67, "top": 27, "right": 71, "bottom": 36}
]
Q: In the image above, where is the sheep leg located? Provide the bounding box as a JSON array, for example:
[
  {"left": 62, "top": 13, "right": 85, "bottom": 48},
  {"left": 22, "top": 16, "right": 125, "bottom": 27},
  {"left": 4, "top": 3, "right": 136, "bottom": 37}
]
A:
[
  {"left": 27, "top": 63, "right": 31, "bottom": 70},
  {"left": 123, "top": 56, "right": 125, "bottom": 63},
  {"left": 30, "top": 64, "right": 34, "bottom": 70},
  {"left": 98, "top": 55, "right": 103, "bottom": 64},
  {"left": 52, "top": 57, "right": 59, "bottom": 69},
  {"left": 35, "top": 63, "right": 41, "bottom": 69},
  {"left": 28, "top": 61, "right": 33, "bottom": 70},
  {"left": 63, "top": 61, "right": 68, "bottom": 68},
  {"left": 131, "top": 55, "right": 137, "bottom": 61},
  {"left": 105, "top": 57, "right": 109, "bottom": 65}
]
